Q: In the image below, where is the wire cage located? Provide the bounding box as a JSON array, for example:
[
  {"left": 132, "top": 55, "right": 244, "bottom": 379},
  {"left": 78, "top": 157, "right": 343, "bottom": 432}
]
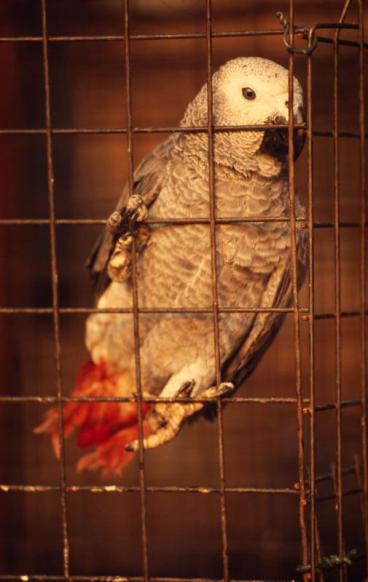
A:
[{"left": 0, "top": 0, "right": 367, "bottom": 581}]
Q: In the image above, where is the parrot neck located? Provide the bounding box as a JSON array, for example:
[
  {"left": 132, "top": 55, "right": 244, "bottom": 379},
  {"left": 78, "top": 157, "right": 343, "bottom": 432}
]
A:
[
  {"left": 177, "top": 131, "right": 285, "bottom": 182},
  {"left": 167, "top": 132, "right": 300, "bottom": 223}
]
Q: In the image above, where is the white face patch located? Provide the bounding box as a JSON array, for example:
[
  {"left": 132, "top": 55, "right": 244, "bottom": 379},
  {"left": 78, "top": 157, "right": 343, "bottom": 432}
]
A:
[{"left": 214, "top": 57, "right": 303, "bottom": 127}]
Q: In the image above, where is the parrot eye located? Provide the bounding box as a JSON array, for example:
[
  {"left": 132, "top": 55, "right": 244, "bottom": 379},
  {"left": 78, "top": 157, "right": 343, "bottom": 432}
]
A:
[{"left": 242, "top": 87, "right": 256, "bottom": 100}]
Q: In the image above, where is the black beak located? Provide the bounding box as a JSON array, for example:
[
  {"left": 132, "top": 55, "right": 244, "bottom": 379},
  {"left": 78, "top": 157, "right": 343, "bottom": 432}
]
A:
[{"left": 260, "top": 108, "right": 306, "bottom": 161}]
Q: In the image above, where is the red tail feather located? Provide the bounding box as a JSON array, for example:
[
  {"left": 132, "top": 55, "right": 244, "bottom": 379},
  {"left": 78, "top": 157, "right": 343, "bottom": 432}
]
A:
[{"left": 35, "top": 360, "right": 150, "bottom": 476}]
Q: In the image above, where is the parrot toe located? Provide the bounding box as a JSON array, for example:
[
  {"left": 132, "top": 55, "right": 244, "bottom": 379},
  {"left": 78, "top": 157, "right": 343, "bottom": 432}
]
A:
[
  {"left": 177, "top": 379, "right": 196, "bottom": 398},
  {"left": 123, "top": 380, "right": 234, "bottom": 452},
  {"left": 201, "top": 382, "right": 235, "bottom": 399}
]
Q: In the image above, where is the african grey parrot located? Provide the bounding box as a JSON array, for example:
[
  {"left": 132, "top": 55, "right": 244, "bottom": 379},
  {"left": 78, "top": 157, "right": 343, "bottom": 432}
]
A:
[{"left": 36, "top": 57, "right": 307, "bottom": 476}]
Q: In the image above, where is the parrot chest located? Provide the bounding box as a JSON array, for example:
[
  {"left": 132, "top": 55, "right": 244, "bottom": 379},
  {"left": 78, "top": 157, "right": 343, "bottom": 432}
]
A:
[
  {"left": 139, "top": 160, "right": 303, "bottom": 309},
  {"left": 137, "top": 220, "right": 297, "bottom": 311}
]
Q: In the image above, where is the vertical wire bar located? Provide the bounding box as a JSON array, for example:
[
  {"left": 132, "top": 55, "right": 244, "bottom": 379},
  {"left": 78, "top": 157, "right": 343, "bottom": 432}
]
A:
[
  {"left": 123, "top": 2, "right": 149, "bottom": 580},
  {"left": 333, "top": 3, "right": 355, "bottom": 578},
  {"left": 205, "top": 1, "right": 230, "bottom": 580},
  {"left": 332, "top": 28, "right": 345, "bottom": 582},
  {"left": 40, "top": 0, "right": 70, "bottom": 576},
  {"left": 358, "top": 0, "right": 368, "bottom": 575},
  {"left": 287, "top": 0, "right": 309, "bottom": 571},
  {"left": 306, "top": 29, "right": 316, "bottom": 582},
  {"left": 358, "top": 0, "right": 368, "bottom": 578}
]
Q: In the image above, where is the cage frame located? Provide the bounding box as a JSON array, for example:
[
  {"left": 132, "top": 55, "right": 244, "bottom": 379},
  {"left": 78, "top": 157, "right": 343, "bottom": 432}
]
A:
[{"left": 0, "top": 0, "right": 366, "bottom": 580}]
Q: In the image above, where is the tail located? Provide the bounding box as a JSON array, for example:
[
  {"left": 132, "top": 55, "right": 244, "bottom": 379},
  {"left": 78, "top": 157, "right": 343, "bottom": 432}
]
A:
[{"left": 34, "top": 360, "right": 150, "bottom": 477}]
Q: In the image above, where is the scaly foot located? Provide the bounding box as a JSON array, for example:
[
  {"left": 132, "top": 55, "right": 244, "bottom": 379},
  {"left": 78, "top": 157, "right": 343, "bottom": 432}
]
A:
[{"left": 125, "top": 382, "right": 234, "bottom": 452}]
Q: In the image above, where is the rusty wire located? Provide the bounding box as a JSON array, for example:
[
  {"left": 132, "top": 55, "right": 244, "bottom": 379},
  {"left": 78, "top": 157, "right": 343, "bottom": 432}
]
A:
[
  {"left": 0, "top": 28, "right": 367, "bottom": 50},
  {"left": 0, "top": 0, "right": 367, "bottom": 580},
  {"left": 122, "top": 1, "right": 150, "bottom": 580},
  {"left": 358, "top": 0, "right": 368, "bottom": 578},
  {"left": 40, "top": 0, "right": 70, "bottom": 576},
  {"left": 331, "top": 2, "right": 358, "bottom": 579},
  {"left": 204, "top": 2, "right": 230, "bottom": 580},
  {"left": 286, "top": 2, "right": 309, "bottom": 573},
  {"left": 306, "top": 21, "right": 317, "bottom": 581},
  {"left": 333, "top": 8, "right": 343, "bottom": 582}
]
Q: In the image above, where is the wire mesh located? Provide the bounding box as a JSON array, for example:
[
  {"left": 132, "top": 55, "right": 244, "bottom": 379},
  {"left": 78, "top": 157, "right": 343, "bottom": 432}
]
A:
[{"left": 0, "top": 0, "right": 367, "bottom": 580}]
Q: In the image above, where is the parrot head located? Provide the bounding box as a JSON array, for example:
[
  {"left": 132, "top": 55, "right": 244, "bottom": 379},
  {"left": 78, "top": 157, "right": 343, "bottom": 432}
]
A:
[{"left": 181, "top": 56, "right": 305, "bottom": 164}]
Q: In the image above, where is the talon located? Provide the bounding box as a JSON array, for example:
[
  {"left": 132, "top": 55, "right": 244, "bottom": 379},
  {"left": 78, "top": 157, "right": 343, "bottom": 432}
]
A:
[
  {"left": 107, "top": 250, "right": 131, "bottom": 283},
  {"left": 116, "top": 232, "right": 133, "bottom": 250},
  {"left": 131, "top": 205, "right": 148, "bottom": 222},
  {"left": 177, "top": 379, "right": 196, "bottom": 398},
  {"left": 125, "top": 195, "right": 148, "bottom": 223},
  {"left": 107, "top": 233, "right": 133, "bottom": 283},
  {"left": 126, "top": 194, "right": 144, "bottom": 210},
  {"left": 202, "top": 382, "right": 235, "bottom": 399},
  {"left": 106, "top": 210, "right": 123, "bottom": 234},
  {"left": 216, "top": 382, "right": 235, "bottom": 396},
  {"left": 123, "top": 382, "right": 234, "bottom": 455}
]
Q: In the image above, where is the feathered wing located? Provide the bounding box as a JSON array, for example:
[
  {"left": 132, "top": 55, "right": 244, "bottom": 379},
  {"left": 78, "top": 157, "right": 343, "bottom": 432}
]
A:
[
  {"left": 86, "top": 133, "right": 179, "bottom": 295},
  {"left": 222, "top": 229, "right": 308, "bottom": 387}
]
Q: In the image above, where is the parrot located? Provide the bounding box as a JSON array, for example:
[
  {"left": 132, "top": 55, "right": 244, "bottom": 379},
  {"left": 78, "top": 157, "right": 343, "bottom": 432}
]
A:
[{"left": 35, "top": 57, "right": 307, "bottom": 477}]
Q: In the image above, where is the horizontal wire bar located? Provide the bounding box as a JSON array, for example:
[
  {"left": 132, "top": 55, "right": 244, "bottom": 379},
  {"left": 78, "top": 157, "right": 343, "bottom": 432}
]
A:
[
  {"left": 0, "top": 394, "right": 363, "bottom": 409},
  {"left": 314, "top": 399, "right": 362, "bottom": 412},
  {"left": 0, "top": 217, "right": 313, "bottom": 225},
  {"left": 313, "top": 221, "right": 368, "bottom": 228},
  {"left": 0, "top": 29, "right": 365, "bottom": 48},
  {"left": 0, "top": 483, "right": 299, "bottom": 495},
  {"left": 317, "top": 36, "right": 367, "bottom": 49},
  {"left": 0, "top": 395, "right": 305, "bottom": 404},
  {"left": 0, "top": 307, "right": 366, "bottom": 321},
  {"left": 0, "top": 123, "right": 306, "bottom": 135},
  {"left": 0, "top": 579, "right": 298, "bottom": 582},
  {"left": 313, "top": 309, "right": 366, "bottom": 320},
  {"left": 0, "top": 29, "right": 286, "bottom": 43},
  {"left": 56, "top": 123, "right": 305, "bottom": 133},
  {"left": 0, "top": 128, "right": 46, "bottom": 135},
  {"left": 0, "top": 481, "right": 361, "bottom": 498},
  {"left": 315, "top": 465, "right": 355, "bottom": 483},
  {"left": 313, "top": 129, "right": 364, "bottom": 138},
  {"left": 317, "top": 487, "right": 363, "bottom": 503},
  {"left": 0, "top": 218, "right": 366, "bottom": 229},
  {"left": 0, "top": 126, "right": 366, "bottom": 139},
  {"left": 0, "top": 306, "right": 308, "bottom": 314}
]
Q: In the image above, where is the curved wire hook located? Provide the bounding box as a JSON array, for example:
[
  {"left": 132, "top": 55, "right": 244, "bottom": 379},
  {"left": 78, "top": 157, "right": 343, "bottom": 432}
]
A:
[{"left": 276, "top": 11, "right": 318, "bottom": 56}]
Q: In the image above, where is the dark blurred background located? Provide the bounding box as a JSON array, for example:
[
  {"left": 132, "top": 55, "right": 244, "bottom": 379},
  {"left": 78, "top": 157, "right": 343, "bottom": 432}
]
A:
[{"left": 0, "top": 0, "right": 367, "bottom": 580}]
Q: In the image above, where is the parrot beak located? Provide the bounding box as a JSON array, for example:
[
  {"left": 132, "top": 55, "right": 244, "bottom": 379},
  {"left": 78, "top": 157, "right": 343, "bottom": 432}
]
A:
[
  {"left": 293, "top": 106, "right": 306, "bottom": 161},
  {"left": 260, "top": 106, "right": 306, "bottom": 161}
]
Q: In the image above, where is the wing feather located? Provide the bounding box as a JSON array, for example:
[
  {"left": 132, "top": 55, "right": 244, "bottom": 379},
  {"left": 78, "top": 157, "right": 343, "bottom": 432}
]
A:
[
  {"left": 86, "top": 134, "right": 179, "bottom": 294},
  {"left": 222, "top": 233, "right": 307, "bottom": 387}
]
